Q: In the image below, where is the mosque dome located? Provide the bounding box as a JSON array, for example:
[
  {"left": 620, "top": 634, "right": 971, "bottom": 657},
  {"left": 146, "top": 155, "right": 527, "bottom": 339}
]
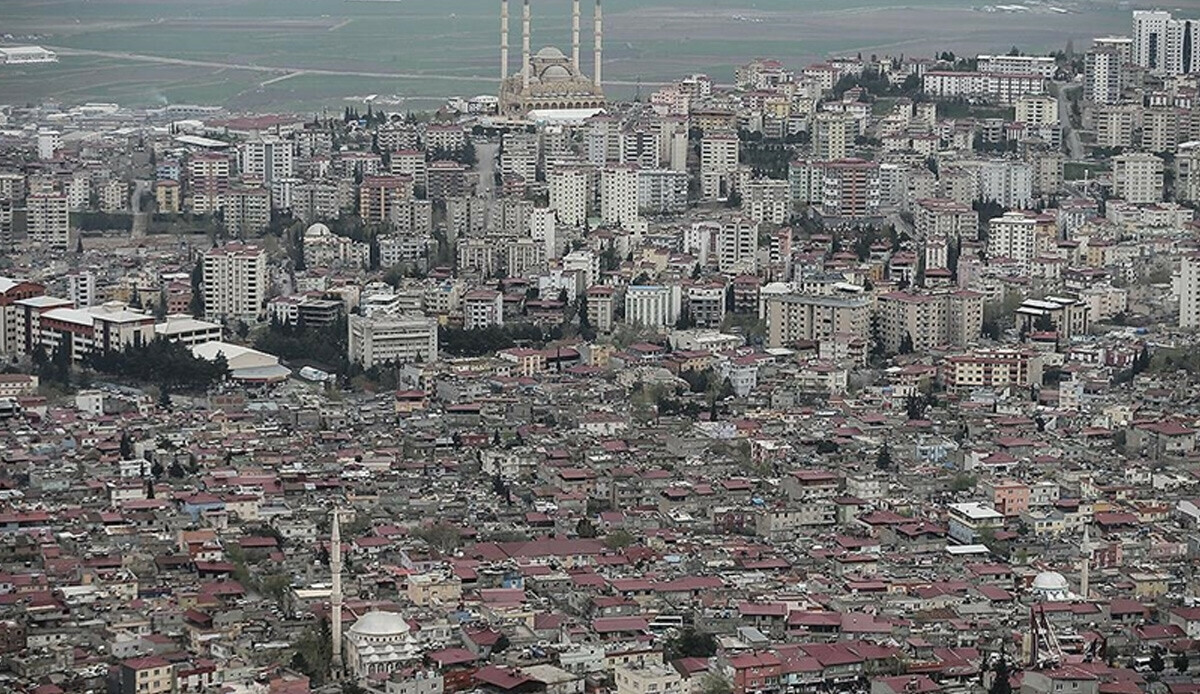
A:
[
  {"left": 305, "top": 222, "right": 331, "bottom": 237},
  {"left": 349, "top": 611, "right": 410, "bottom": 637},
  {"left": 541, "top": 65, "right": 573, "bottom": 82},
  {"left": 1032, "top": 571, "right": 1068, "bottom": 592},
  {"left": 535, "top": 46, "right": 567, "bottom": 60},
  {"left": 1031, "top": 571, "right": 1071, "bottom": 601}
]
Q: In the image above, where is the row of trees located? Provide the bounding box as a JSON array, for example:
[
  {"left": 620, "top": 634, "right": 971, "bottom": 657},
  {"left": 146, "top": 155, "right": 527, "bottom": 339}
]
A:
[{"left": 86, "top": 338, "right": 229, "bottom": 393}]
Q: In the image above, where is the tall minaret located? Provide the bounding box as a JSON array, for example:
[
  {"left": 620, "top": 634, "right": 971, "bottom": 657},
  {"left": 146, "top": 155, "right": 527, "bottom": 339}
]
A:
[
  {"left": 1079, "top": 524, "right": 1091, "bottom": 600},
  {"left": 572, "top": 0, "right": 581, "bottom": 70},
  {"left": 501, "top": 0, "right": 510, "bottom": 81},
  {"left": 522, "top": 0, "right": 532, "bottom": 91},
  {"left": 593, "top": 0, "right": 603, "bottom": 89},
  {"left": 330, "top": 508, "right": 344, "bottom": 677}
]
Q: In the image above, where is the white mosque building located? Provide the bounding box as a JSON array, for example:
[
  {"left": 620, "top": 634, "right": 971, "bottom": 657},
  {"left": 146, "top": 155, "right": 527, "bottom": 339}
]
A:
[
  {"left": 343, "top": 610, "right": 422, "bottom": 678},
  {"left": 498, "top": 0, "right": 607, "bottom": 117}
]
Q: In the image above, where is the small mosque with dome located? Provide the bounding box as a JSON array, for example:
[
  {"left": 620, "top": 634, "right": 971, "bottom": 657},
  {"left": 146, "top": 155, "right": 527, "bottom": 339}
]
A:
[
  {"left": 498, "top": 0, "right": 607, "bottom": 117},
  {"left": 343, "top": 610, "right": 422, "bottom": 678}
]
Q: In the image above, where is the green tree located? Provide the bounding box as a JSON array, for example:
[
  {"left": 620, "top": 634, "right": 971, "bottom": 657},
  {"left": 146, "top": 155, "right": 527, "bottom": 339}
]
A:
[
  {"left": 664, "top": 628, "right": 719, "bottom": 661},
  {"left": 576, "top": 517, "right": 598, "bottom": 538},
  {"left": 989, "top": 659, "right": 1012, "bottom": 694},
  {"left": 698, "top": 673, "right": 733, "bottom": 694},
  {"left": 604, "top": 529, "right": 636, "bottom": 549},
  {"left": 1174, "top": 652, "right": 1189, "bottom": 674}
]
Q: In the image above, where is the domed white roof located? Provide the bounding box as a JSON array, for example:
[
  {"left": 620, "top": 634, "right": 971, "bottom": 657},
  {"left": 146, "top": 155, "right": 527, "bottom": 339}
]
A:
[
  {"left": 349, "top": 611, "right": 410, "bottom": 636},
  {"left": 541, "top": 65, "right": 573, "bottom": 82},
  {"left": 536, "top": 46, "right": 566, "bottom": 60},
  {"left": 305, "top": 222, "right": 331, "bottom": 237},
  {"left": 1032, "top": 571, "right": 1069, "bottom": 592}
]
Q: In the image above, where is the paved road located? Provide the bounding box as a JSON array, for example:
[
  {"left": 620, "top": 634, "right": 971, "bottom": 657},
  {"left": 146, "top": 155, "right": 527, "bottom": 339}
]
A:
[
  {"left": 41, "top": 45, "right": 672, "bottom": 89},
  {"left": 476, "top": 143, "right": 500, "bottom": 201},
  {"left": 1057, "top": 83, "right": 1084, "bottom": 161}
]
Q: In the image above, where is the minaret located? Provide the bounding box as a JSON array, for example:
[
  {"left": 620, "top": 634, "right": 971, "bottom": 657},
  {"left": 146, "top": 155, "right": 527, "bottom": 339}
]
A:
[
  {"left": 593, "top": 0, "right": 603, "bottom": 89},
  {"left": 501, "top": 0, "right": 510, "bottom": 81},
  {"left": 1079, "top": 525, "right": 1091, "bottom": 600},
  {"left": 572, "top": 0, "right": 581, "bottom": 70},
  {"left": 522, "top": 0, "right": 532, "bottom": 92},
  {"left": 330, "top": 508, "right": 344, "bottom": 677}
]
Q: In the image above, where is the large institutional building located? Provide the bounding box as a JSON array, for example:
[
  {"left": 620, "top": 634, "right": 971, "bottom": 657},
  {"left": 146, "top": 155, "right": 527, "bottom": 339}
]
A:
[{"left": 498, "top": 0, "right": 607, "bottom": 117}]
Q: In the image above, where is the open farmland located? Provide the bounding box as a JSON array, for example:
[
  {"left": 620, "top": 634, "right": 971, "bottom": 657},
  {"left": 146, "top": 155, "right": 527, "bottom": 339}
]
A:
[{"left": 0, "top": 0, "right": 1151, "bottom": 111}]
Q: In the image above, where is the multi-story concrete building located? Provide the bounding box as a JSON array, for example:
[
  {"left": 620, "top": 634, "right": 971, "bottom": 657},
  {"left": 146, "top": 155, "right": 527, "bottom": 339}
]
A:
[
  {"left": 223, "top": 187, "right": 271, "bottom": 237},
  {"left": 586, "top": 285, "right": 615, "bottom": 333},
  {"left": 1180, "top": 253, "right": 1200, "bottom": 329},
  {"left": 986, "top": 211, "right": 1039, "bottom": 263},
  {"left": 813, "top": 112, "right": 853, "bottom": 161},
  {"left": 360, "top": 176, "right": 414, "bottom": 224},
  {"left": 977, "top": 54, "right": 1057, "bottom": 77},
  {"left": 390, "top": 150, "right": 428, "bottom": 190},
  {"left": 0, "top": 278, "right": 46, "bottom": 357},
  {"left": 187, "top": 152, "right": 231, "bottom": 214},
  {"left": 943, "top": 348, "right": 1044, "bottom": 393},
  {"left": 1014, "top": 95, "right": 1059, "bottom": 126},
  {"left": 700, "top": 133, "right": 739, "bottom": 201},
  {"left": 600, "top": 165, "right": 639, "bottom": 228},
  {"left": 1133, "top": 10, "right": 1200, "bottom": 75},
  {"left": 1094, "top": 103, "right": 1138, "bottom": 148},
  {"left": 27, "top": 191, "right": 69, "bottom": 249},
  {"left": 348, "top": 313, "right": 439, "bottom": 367},
  {"left": 1084, "top": 47, "right": 1123, "bottom": 104},
  {"left": 718, "top": 218, "right": 759, "bottom": 275},
  {"left": 625, "top": 285, "right": 682, "bottom": 327},
  {"left": 463, "top": 290, "right": 504, "bottom": 329},
  {"left": 203, "top": 244, "right": 267, "bottom": 323},
  {"left": 764, "top": 292, "right": 870, "bottom": 348},
  {"left": 876, "top": 290, "right": 984, "bottom": 353},
  {"left": 819, "top": 159, "right": 881, "bottom": 222},
  {"left": 30, "top": 302, "right": 156, "bottom": 362},
  {"left": 915, "top": 198, "right": 977, "bottom": 241},
  {"left": 155, "top": 180, "right": 181, "bottom": 214},
  {"left": 551, "top": 166, "right": 590, "bottom": 227},
  {"left": 0, "top": 198, "right": 12, "bottom": 250},
  {"left": 1015, "top": 295, "right": 1090, "bottom": 340},
  {"left": 742, "top": 178, "right": 791, "bottom": 225},
  {"left": 1112, "top": 152, "right": 1164, "bottom": 203},
  {"left": 237, "top": 136, "right": 294, "bottom": 189},
  {"left": 293, "top": 182, "right": 341, "bottom": 223},
  {"left": 921, "top": 71, "right": 1046, "bottom": 104},
  {"left": 686, "top": 285, "right": 727, "bottom": 329},
  {"left": 637, "top": 169, "right": 688, "bottom": 215}
]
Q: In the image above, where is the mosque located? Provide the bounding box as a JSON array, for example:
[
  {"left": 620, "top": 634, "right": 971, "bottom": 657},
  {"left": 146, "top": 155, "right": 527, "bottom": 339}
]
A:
[{"left": 498, "top": 0, "right": 607, "bottom": 117}]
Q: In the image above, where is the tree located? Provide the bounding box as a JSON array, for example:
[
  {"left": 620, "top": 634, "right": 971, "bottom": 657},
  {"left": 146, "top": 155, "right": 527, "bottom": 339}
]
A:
[
  {"left": 492, "top": 633, "right": 511, "bottom": 653},
  {"left": 575, "top": 517, "right": 598, "bottom": 538},
  {"left": 189, "top": 257, "right": 205, "bottom": 319},
  {"left": 1174, "top": 651, "right": 1189, "bottom": 674},
  {"left": 1149, "top": 650, "right": 1165, "bottom": 678},
  {"left": 664, "top": 628, "right": 719, "bottom": 661},
  {"left": 898, "top": 332, "right": 915, "bottom": 354},
  {"left": 603, "top": 529, "right": 636, "bottom": 549},
  {"left": 875, "top": 443, "right": 894, "bottom": 471},
  {"left": 413, "top": 522, "right": 462, "bottom": 554},
  {"left": 150, "top": 460, "right": 164, "bottom": 479},
  {"left": 698, "top": 673, "right": 733, "bottom": 694},
  {"left": 989, "top": 658, "right": 1012, "bottom": 694},
  {"left": 119, "top": 431, "right": 134, "bottom": 459},
  {"left": 168, "top": 461, "right": 186, "bottom": 478}
]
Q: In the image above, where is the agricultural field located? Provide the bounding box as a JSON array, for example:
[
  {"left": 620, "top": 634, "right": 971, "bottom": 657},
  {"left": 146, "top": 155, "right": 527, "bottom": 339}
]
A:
[{"left": 0, "top": 0, "right": 1141, "bottom": 112}]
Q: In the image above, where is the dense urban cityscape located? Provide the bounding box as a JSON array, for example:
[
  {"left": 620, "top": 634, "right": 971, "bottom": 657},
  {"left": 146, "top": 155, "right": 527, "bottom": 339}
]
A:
[{"left": 0, "top": 3, "right": 1199, "bottom": 694}]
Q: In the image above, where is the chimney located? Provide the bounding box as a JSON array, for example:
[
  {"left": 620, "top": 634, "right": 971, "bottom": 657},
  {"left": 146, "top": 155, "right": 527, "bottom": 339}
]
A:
[
  {"left": 501, "top": 0, "right": 510, "bottom": 81},
  {"left": 523, "top": 0, "right": 532, "bottom": 91},
  {"left": 572, "top": 0, "right": 581, "bottom": 70},
  {"left": 593, "top": 0, "right": 602, "bottom": 89}
]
